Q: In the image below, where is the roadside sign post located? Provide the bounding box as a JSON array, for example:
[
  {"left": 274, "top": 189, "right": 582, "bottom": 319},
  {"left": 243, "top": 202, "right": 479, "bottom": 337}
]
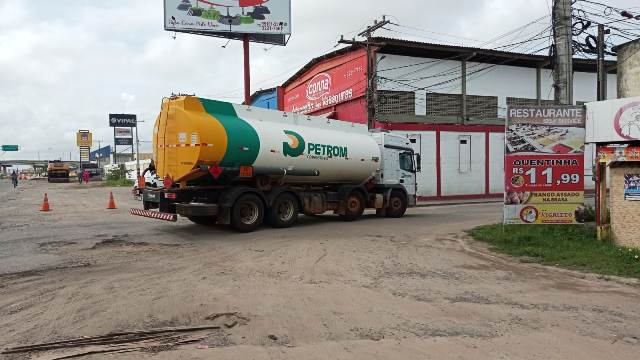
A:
[
  {"left": 77, "top": 130, "right": 93, "bottom": 179},
  {"left": 109, "top": 114, "right": 136, "bottom": 165},
  {"left": 503, "top": 106, "right": 586, "bottom": 225}
]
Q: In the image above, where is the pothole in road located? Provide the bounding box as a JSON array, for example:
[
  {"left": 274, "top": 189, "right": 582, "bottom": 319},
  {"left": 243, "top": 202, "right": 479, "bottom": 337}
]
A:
[{"left": 90, "top": 235, "right": 181, "bottom": 250}]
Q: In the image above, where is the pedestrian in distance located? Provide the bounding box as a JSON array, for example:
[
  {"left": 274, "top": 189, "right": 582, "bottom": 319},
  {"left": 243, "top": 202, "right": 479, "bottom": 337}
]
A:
[
  {"left": 78, "top": 170, "right": 83, "bottom": 184},
  {"left": 82, "top": 170, "right": 90, "bottom": 184},
  {"left": 10, "top": 170, "right": 18, "bottom": 188}
]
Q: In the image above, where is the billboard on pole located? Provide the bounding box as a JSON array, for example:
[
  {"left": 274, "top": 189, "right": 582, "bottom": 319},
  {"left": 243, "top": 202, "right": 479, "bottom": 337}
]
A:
[
  {"left": 503, "top": 106, "right": 586, "bottom": 224},
  {"left": 164, "top": 0, "right": 291, "bottom": 45},
  {"left": 77, "top": 131, "right": 93, "bottom": 147},
  {"left": 109, "top": 114, "right": 137, "bottom": 127}
]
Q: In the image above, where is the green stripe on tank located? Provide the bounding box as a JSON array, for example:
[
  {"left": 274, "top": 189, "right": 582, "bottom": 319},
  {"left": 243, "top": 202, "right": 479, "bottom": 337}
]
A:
[{"left": 198, "top": 98, "right": 260, "bottom": 167}]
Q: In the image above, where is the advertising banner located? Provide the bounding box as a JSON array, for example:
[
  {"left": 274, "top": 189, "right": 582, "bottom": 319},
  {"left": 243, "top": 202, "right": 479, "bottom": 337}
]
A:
[
  {"left": 76, "top": 131, "right": 93, "bottom": 147},
  {"left": 284, "top": 52, "right": 367, "bottom": 114},
  {"left": 164, "top": 0, "right": 291, "bottom": 45},
  {"left": 115, "top": 128, "right": 133, "bottom": 137},
  {"left": 586, "top": 96, "right": 640, "bottom": 143},
  {"left": 115, "top": 138, "right": 134, "bottom": 146},
  {"left": 504, "top": 106, "right": 586, "bottom": 224},
  {"left": 624, "top": 174, "right": 640, "bottom": 201}
]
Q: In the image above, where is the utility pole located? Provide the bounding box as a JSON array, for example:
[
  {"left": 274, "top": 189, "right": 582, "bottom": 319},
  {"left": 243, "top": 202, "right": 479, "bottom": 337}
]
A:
[
  {"left": 597, "top": 24, "right": 607, "bottom": 101},
  {"left": 339, "top": 16, "right": 390, "bottom": 129},
  {"left": 553, "top": 0, "right": 574, "bottom": 105}
]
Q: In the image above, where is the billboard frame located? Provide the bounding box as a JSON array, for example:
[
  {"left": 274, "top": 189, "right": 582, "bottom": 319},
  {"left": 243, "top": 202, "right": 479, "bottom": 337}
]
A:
[{"left": 163, "top": 0, "right": 292, "bottom": 104}]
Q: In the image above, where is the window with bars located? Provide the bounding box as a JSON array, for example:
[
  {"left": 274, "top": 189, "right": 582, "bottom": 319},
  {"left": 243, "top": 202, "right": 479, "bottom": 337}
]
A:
[
  {"left": 377, "top": 90, "right": 415, "bottom": 115},
  {"left": 424, "top": 93, "right": 498, "bottom": 119},
  {"left": 467, "top": 95, "right": 498, "bottom": 118},
  {"left": 425, "top": 93, "right": 461, "bottom": 118}
]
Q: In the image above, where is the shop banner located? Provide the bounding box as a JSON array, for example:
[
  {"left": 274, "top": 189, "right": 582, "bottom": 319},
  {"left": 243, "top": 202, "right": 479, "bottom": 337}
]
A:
[
  {"left": 284, "top": 52, "right": 367, "bottom": 114},
  {"left": 597, "top": 145, "right": 640, "bottom": 163},
  {"left": 504, "top": 105, "right": 585, "bottom": 224},
  {"left": 624, "top": 174, "right": 640, "bottom": 201}
]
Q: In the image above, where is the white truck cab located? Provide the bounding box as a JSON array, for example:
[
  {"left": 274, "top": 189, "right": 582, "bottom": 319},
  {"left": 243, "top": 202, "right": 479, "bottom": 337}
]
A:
[{"left": 370, "top": 132, "right": 420, "bottom": 207}]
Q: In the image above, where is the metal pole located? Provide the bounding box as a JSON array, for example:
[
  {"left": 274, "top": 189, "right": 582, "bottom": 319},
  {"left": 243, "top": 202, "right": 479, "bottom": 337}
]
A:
[
  {"left": 461, "top": 59, "right": 467, "bottom": 123},
  {"left": 553, "top": 0, "right": 574, "bottom": 105},
  {"left": 597, "top": 24, "right": 607, "bottom": 101},
  {"left": 113, "top": 127, "right": 117, "bottom": 165},
  {"left": 536, "top": 65, "right": 542, "bottom": 105},
  {"left": 135, "top": 122, "right": 140, "bottom": 177},
  {"left": 243, "top": 34, "right": 251, "bottom": 105}
]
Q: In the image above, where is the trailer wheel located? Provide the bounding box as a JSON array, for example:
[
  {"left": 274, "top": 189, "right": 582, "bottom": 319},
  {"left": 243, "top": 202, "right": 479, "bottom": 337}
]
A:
[
  {"left": 386, "top": 190, "right": 407, "bottom": 218},
  {"left": 231, "top": 193, "right": 264, "bottom": 232},
  {"left": 188, "top": 216, "right": 218, "bottom": 226},
  {"left": 267, "top": 193, "right": 299, "bottom": 228},
  {"left": 340, "top": 192, "right": 365, "bottom": 222}
]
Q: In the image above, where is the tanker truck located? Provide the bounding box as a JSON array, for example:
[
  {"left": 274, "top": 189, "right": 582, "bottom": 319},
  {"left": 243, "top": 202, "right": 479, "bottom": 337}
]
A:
[{"left": 131, "top": 95, "right": 420, "bottom": 232}]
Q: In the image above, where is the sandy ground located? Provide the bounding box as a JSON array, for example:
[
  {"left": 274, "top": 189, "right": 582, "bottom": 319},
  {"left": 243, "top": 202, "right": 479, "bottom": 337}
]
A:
[{"left": 0, "top": 179, "right": 639, "bottom": 359}]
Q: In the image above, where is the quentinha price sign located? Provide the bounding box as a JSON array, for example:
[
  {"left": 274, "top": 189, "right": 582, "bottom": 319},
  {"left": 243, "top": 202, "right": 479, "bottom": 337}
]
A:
[{"left": 503, "top": 106, "right": 587, "bottom": 225}]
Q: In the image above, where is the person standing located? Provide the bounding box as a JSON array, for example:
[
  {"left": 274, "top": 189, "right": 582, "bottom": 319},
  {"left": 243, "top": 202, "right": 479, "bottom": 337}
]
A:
[
  {"left": 82, "top": 170, "right": 90, "bottom": 184},
  {"left": 78, "top": 169, "right": 83, "bottom": 184},
  {"left": 10, "top": 170, "right": 18, "bottom": 188}
]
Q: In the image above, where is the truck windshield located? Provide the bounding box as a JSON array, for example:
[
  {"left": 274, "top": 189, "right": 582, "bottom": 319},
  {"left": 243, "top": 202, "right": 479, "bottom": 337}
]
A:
[{"left": 399, "top": 152, "right": 414, "bottom": 172}]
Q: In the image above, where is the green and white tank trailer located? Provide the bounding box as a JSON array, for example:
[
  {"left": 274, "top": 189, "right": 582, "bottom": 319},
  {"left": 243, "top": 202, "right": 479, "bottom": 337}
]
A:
[{"left": 133, "top": 96, "right": 420, "bottom": 232}]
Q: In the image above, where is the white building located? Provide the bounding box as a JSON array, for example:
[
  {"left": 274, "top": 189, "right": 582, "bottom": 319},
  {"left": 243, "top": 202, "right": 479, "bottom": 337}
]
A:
[{"left": 281, "top": 38, "right": 618, "bottom": 199}]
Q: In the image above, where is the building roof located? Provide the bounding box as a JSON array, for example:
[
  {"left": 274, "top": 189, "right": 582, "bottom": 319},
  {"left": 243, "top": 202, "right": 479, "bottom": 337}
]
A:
[
  {"left": 282, "top": 37, "right": 617, "bottom": 88},
  {"left": 247, "top": 87, "right": 277, "bottom": 105},
  {"left": 612, "top": 37, "right": 640, "bottom": 53}
]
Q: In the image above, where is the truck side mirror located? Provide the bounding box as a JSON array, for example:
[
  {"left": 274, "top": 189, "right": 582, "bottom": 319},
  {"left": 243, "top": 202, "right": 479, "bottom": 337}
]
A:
[{"left": 415, "top": 154, "right": 422, "bottom": 173}]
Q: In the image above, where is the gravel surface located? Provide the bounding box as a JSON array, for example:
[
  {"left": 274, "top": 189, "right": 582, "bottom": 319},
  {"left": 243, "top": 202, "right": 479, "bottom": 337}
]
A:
[{"left": 1, "top": 179, "right": 639, "bottom": 359}]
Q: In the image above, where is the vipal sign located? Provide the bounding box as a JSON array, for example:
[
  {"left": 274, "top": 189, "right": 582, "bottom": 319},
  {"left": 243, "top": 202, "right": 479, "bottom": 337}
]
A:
[{"left": 586, "top": 96, "right": 640, "bottom": 143}]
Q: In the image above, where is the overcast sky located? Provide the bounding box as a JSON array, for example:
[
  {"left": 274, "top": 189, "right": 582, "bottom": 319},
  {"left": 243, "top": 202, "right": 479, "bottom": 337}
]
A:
[{"left": 0, "top": 0, "right": 635, "bottom": 161}]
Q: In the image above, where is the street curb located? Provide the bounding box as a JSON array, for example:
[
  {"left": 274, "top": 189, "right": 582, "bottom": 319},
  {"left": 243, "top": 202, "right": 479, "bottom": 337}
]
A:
[{"left": 416, "top": 200, "right": 503, "bottom": 208}]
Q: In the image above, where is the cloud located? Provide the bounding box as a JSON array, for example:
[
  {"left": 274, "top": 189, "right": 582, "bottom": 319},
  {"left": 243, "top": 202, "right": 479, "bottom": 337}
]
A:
[{"left": 0, "top": 0, "right": 634, "bottom": 161}]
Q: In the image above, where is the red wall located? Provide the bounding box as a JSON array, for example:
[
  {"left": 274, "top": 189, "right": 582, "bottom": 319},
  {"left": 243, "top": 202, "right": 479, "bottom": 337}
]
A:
[{"left": 283, "top": 49, "right": 368, "bottom": 123}]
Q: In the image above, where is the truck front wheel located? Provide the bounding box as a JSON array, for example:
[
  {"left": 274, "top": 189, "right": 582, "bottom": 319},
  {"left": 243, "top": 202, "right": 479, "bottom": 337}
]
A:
[
  {"left": 267, "top": 193, "right": 299, "bottom": 228},
  {"left": 340, "top": 192, "right": 365, "bottom": 222},
  {"left": 386, "top": 190, "right": 407, "bottom": 218},
  {"left": 231, "top": 193, "right": 264, "bottom": 232}
]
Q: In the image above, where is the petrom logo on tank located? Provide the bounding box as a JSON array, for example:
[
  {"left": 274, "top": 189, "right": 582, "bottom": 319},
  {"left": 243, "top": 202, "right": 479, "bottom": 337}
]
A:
[{"left": 282, "top": 130, "right": 348, "bottom": 160}]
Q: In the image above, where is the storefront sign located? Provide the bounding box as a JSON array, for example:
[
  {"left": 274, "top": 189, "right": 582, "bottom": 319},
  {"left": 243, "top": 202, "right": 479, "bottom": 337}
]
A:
[
  {"left": 284, "top": 52, "right": 367, "bottom": 114},
  {"left": 504, "top": 105, "right": 586, "bottom": 224},
  {"left": 596, "top": 145, "right": 640, "bottom": 162},
  {"left": 586, "top": 96, "right": 640, "bottom": 143},
  {"left": 624, "top": 174, "right": 640, "bottom": 201}
]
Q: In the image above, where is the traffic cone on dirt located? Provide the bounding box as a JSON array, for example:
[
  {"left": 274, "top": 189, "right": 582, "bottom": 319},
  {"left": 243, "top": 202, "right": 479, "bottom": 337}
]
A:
[
  {"left": 40, "top": 193, "right": 51, "bottom": 212},
  {"left": 107, "top": 191, "right": 117, "bottom": 210}
]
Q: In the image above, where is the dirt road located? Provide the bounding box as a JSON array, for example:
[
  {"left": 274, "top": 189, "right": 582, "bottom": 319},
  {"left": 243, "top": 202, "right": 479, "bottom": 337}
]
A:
[{"left": 1, "top": 180, "right": 639, "bottom": 359}]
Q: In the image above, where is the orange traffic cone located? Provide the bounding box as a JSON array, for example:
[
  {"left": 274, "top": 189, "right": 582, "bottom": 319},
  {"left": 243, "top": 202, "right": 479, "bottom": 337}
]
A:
[
  {"left": 40, "top": 193, "right": 51, "bottom": 212},
  {"left": 107, "top": 192, "right": 117, "bottom": 210}
]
